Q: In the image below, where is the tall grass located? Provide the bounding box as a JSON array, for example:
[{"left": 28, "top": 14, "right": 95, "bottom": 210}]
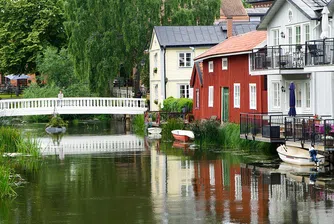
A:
[
  {"left": 161, "top": 118, "right": 185, "bottom": 141},
  {"left": 0, "top": 127, "right": 40, "bottom": 156},
  {"left": 132, "top": 114, "right": 145, "bottom": 136},
  {"left": 0, "top": 165, "right": 17, "bottom": 198}
]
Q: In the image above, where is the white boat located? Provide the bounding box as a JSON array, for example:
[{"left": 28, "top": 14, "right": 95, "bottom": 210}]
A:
[
  {"left": 148, "top": 127, "right": 162, "bottom": 134},
  {"left": 276, "top": 145, "right": 325, "bottom": 166},
  {"left": 45, "top": 126, "right": 66, "bottom": 134},
  {"left": 171, "top": 130, "right": 195, "bottom": 142}
]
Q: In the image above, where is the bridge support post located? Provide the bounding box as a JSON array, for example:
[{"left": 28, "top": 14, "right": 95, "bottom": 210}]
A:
[{"left": 125, "top": 114, "right": 131, "bottom": 132}]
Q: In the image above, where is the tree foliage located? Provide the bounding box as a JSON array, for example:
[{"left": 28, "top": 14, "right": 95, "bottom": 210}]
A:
[
  {"left": 64, "top": 0, "right": 220, "bottom": 96},
  {"left": 0, "top": 0, "right": 66, "bottom": 74}
]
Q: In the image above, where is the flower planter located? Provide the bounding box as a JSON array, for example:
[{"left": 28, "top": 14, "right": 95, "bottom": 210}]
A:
[{"left": 324, "top": 139, "right": 334, "bottom": 146}]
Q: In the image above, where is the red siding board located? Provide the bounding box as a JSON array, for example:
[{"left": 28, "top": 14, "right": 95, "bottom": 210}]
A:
[{"left": 193, "top": 54, "right": 267, "bottom": 123}]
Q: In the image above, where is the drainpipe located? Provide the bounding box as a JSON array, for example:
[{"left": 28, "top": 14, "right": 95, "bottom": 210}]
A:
[{"left": 160, "top": 45, "right": 166, "bottom": 109}]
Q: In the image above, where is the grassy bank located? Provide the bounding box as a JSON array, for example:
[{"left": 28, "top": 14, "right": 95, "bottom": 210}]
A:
[{"left": 0, "top": 126, "right": 40, "bottom": 198}]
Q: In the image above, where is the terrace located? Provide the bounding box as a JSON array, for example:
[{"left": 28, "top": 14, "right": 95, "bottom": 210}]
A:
[{"left": 240, "top": 112, "right": 334, "bottom": 151}]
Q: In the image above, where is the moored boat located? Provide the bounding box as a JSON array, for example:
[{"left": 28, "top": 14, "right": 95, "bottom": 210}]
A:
[
  {"left": 276, "top": 145, "right": 325, "bottom": 166},
  {"left": 148, "top": 127, "right": 162, "bottom": 134},
  {"left": 45, "top": 126, "right": 66, "bottom": 134},
  {"left": 171, "top": 130, "right": 194, "bottom": 142}
]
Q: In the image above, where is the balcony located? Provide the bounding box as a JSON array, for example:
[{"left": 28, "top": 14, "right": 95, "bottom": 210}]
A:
[
  {"left": 251, "top": 44, "right": 306, "bottom": 75},
  {"left": 305, "top": 38, "right": 334, "bottom": 72}
]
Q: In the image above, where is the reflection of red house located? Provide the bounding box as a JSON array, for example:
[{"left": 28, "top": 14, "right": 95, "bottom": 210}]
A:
[{"left": 190, "top": 31, "right": 268, "bottom": 123}]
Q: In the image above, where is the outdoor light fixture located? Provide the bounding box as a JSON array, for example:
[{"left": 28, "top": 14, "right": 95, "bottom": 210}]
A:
[
  {"left": 280, "top": 32, "right": 285, "bottom": 38},
  {"left": 281, "top": 85, "right": 286, "bottom": 92}
]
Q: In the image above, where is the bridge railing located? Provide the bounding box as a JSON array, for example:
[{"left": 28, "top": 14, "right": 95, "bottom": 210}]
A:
[{"left": 0, "top": 97, "right": 147, "bottom": 110}]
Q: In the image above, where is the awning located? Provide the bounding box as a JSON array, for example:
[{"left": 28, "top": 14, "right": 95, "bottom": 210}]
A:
[{"left": 5, "top": 74, "right": 30, "bottom": 80}]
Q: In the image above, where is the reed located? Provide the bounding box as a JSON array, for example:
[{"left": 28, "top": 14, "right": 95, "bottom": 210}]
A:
[
  {"left": 0, "top": 126, "right": 21, "bottom": 153},
  {"left": 132, "top": 114, "right": 145, "bottom": 136},
  {"left": 161, "top": 118, "right": 185, "bottom": 141},
  {"left": 0, "top": 165, "right": 17, "bottom": 198}
]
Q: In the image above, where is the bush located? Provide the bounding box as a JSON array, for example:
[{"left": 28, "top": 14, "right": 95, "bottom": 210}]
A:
[
  {"left": 132, "top": 114, "right": 145, "bottom": 136},
  {"left": 46, "top": 115, "right": 68, "bottom": 128},
  {"left": 162, "top": 97, "right": 193, "bottom": 113}
]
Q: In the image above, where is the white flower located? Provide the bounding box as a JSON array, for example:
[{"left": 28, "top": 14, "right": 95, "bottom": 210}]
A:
[{"left": 322, "top": 135, "right": 334, "bottom": 140}]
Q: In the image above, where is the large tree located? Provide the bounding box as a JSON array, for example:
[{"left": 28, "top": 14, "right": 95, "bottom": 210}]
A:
[
  {"left": 64, "top": 0, "right": 220, "bottom": 96},
  {"left": 0, "top": 0, "right": 66, "bottom": 74}
]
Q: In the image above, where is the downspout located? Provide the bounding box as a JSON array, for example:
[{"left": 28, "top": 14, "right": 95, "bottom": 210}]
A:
[
  {"left": 160, "top": 45, "right": 166, "bottom": 109},
  {"left": 164, "top": 46, "right": 166, "bottom": 100}
]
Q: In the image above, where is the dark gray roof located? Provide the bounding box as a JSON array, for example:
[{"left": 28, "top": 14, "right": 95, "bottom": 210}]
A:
[
  {"left": 246, "top": 7, "right": 269, "bottom": 15},
  {"left": 154, "top": 26, "right": 226, "bottom": 47},
  {"left": 258, "top": 0, "right": 332, "bottom": 30},
  {"left": 220, "top": 21, "right": 260, "bottom": 36}
]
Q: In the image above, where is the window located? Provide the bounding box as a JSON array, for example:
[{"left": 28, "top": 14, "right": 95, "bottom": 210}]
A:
[
  {"left": 196, "top": 89, "right": 200, "bottom": 108},
  {"left": 154, "top": 53, "right": 158, "bottom": 68},
  {"left": 288, "top": 10, "right": 293, "bottom": 23},
  {"left": 295, "top": 26, "right": 301, "bottom": 44},
  {"left": 272, "top": 29, "right": 279, "bottom": 46},
  {"left": 222, "top": 58, "right": 228, "bottom": 70},
  {"left": 208, "top": 86, "right": 214, "bottom": 107},
  {"left": 209, "top": 61, "right": 214, "bottom": 73},
  {"left": 154, "top": 84, "right": 158, "bottom": 101},
  {"left": 272, "top": 82, "right": 280, "bottom": 108},
  {"left": 287, "top": 27, "right": 292, "bottom": 45},
  {"left": 234, "top": 83, "right": 240, "bottom": 108},
  {"left": 306, "top": 82, "right": 310, "bottom": 108},
  {"left": 179, "top": 84, "right": 190, "bottom": 98},
  {"left": 249, "top": 84, "right": 256, "bottom": 110},
  {"left": 295, "top": 83, "right": 302, "bottom": 107},
  {"left": 179, "top": 52, "right": 192, "bottom": 67},
  {"left": 304, "top": 24, "right": 310, "bottom": 42}
]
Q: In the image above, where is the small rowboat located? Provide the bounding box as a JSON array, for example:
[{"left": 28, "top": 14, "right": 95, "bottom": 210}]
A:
[
  {"left": 276, "top": 145, "right": 325, "bottom": 166},
  {"left": 171, "top": 130, "right": 194, "bottom": 142},
  {"left": 148, "top": 127, "right": 162, "bottom": 134}
]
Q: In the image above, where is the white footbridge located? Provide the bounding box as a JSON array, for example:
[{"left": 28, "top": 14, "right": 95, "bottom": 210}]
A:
[
  {"left": 0, "top": 97, "right": 147, "bottom": 116},
  {"left": 39, "top": 135, "right": 145, "bottom": 157}
]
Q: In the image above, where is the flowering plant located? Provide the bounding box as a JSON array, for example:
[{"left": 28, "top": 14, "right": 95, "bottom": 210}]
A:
[
  {"left": 314, "top": 114, "right": 321, "bottom": 120},
  {"left": 322, "top": 135, "right": 334, "bottom": 140}
]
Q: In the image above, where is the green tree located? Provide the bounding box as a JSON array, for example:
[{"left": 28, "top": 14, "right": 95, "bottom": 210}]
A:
[
  {"left": 0, "top": 0, "right": 66, "bottom": 74},
  {"left": 64, "top": 0, "right": 220, "bottom": 96},
  {"left": 242, "top": 0, "right": 252, "bottom": 8}
]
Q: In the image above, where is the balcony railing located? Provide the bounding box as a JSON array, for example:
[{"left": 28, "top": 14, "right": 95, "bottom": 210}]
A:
[
  {"left": 305, "top": 38, "right": 334, "bottom": 66},
  {"left": 251, "top": 44, "right": 305, "bottom": 71},
  {"left": 240, "top": 112, "right": 334, "bottom": 150}
]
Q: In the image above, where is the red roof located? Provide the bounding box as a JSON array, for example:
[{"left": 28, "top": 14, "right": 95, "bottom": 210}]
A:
[{"left": 195, "top": 31, "right": 267, "bottom": 61}]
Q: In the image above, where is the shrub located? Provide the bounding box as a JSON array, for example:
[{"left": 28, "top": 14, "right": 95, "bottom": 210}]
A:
[
  {"left": 132, "top": 114, "right": 145, "bottom": 136},
  {"left": 162, "top": 97, "right": 193, "bottom": 113},
  {"left": 161, "top": 118, "right": 185, "bottom": 141},
  {"left": 46, "top": 115, "right": 68, "bottom": 128}
]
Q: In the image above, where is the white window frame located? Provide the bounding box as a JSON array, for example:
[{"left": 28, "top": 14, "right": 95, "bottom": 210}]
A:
[
  {"left": 154, "top": 53, "right": 158, "bottom": 68},
  {"left": 295, "top": 25, "right": 301, "bottom": 44},
  {"left": 305, "top": 82, "right": 311, "bottom": 109},
  {"left": 249, "top": 84, "right": 256, "bottom": 110},
  {"left": 154, "top": 84, "right": 158, "bottom": 101},
  {"left": 234, "top": 83, "right": 240, "bottom": 108},
  {"left": 288, "top": 9, "right": 293, "bottom": 23},
  {"left": 208, "top": 86, "right": 214, "bottom": 107},
  {"left": 222, "top": 58, "right": 228, "bottom": 70},
  {"left": 178, "top": 84, "right": 190, "bottom": 98},
  {"left": 272, "top": 82, "right": 281, "bottom": 108},
  {"left": 178, "top": 52, "right": 192, "bottom": 68},
  {"left": 303, "top": 23, "right": 310, "bottom": 42},
  {"left": 272, "top": 29, "right": 279, "bottom": 46},
  {"left": 208, "top": 61, "right": 214, "bottom": 73},
  {"left": 196, "top": 89, "right": 200, "bottom": 109}
]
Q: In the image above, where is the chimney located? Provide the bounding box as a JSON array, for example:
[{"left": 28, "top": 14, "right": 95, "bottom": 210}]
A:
[{"left": 227, "top": 16, "right": 233, "bottom": 38}]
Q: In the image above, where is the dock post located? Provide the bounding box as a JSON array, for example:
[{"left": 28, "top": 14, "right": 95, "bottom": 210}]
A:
[{"left": 125, "top": 114, "right": 131, "bottom": 132}]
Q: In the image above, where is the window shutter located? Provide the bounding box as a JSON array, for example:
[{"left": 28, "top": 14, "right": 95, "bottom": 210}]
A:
[{"left": 208, "top": 86, "right": 214, "bottom": 107}]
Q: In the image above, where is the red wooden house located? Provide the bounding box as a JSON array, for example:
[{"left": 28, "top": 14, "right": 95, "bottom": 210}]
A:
[{"left": 190, "top": 31, "right": 268, "bottom": 123}]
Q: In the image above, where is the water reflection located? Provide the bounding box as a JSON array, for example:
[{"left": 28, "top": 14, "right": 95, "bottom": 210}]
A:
[
  {"left": 150, "top": 148, "right": 334, "bottom": 223},
  {"left": 39, "top": 134, "right": 145, "bottom": 158}
]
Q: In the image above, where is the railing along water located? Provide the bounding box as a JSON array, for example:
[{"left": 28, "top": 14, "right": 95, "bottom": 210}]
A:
[{"left": 0, "top": 97, "right": 147, "bottom": 116}]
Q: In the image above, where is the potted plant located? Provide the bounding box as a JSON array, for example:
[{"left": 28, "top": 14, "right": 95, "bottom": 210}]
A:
[
  {"left": 154, "top": 99, "right": 158, "bottom": 105},
  {"left": 45, "top": 114, "right": 68, "bottom": 134},
  {"left": 153, "top": 67, "right": 157, "bottom": 73},
  {"left": 313, "top": 114, "right": 321, "bottom": 124}
]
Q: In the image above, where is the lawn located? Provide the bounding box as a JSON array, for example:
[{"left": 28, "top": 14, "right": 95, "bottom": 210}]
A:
[{"left": 0, "top": 94, "right": 22, "bottom": 99}]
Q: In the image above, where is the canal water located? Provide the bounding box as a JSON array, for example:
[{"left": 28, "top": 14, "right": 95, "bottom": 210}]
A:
[{"left": 1, "top": 121, "right": 334, "bottom": 224}]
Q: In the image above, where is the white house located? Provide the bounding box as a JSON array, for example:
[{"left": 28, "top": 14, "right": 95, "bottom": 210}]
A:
[
  {"left": 250, "top": 0, "right": 334, "bottom": 117},
  {"left": 148, "top": 26, "right": 226, "bottom": 110}
]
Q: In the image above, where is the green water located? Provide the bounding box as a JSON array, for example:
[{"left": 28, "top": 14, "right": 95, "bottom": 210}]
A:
[{"left": 0, "top": 121, "right": 334, "bottom": 224}]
